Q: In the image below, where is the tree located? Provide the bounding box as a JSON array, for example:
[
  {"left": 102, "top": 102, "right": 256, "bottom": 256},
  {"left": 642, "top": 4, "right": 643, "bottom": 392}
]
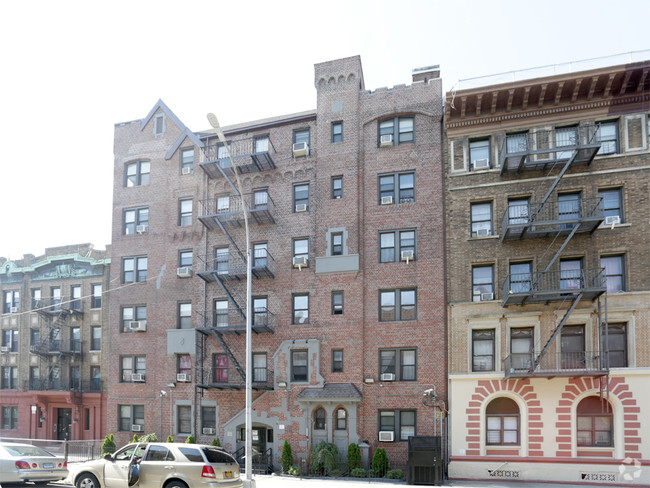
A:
[
  {"left": 185, "top": 435, "right": 196, "bottom": 444},
  {"left": 309, "top": 442, "right": 339, "bottom": 476},
  {"left": 212, "top": 438, "right": 222, "bottom": 447},
  {"left": 166, "top": 435, "right": 174, "bottom": 443},
  {"left": 371, "top": 447, "right": 389, "bottom": 478},
  {"left": 101, "top": 434, "right": 116, "bottom": 456},
  {"left": 347, "top": 443, "right": 361, "bottom": 471},
  {"left": 281, "top": 440, "right": 293, "bottom": 474}
]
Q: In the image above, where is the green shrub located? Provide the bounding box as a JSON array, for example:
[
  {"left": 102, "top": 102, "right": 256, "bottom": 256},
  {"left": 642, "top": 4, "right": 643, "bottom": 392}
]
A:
[
  {"left": 288, "top": 465, "right": 301, "bottom": 476},
  {"left": 166, "top": 435, "right": 174, "bottom": 443},
  {"left": 371, "top": 447, "right": 389, "bottom": 478},
  {"left": 385, "top": 469, "right": 404, "bottom": 480},
  {"left": 212, "top": 438, "right": 222, "bottom": 447},
  {"left": 185, "top": 435, "right": 196, "bottom": 444},
  {"left": 132, "top": 434, "right": 139, "bottom": 443},
  {"left": 350, "top": 467, "right": 366, "bottom": 478},
  {"left": 139, "top": 433, "right": 159, "bottom": 442},
  {"left": 347, "top": 443, "right": 361, "bottom": 471},
  {"left": 309, "top": 441, "right": 339, "bottom": 475},
  {"left": 281, "top": 440, "right": 293, "bottom": 474},
  {"left": 101, "top": 434, "right": 116, "bottom": 456}
]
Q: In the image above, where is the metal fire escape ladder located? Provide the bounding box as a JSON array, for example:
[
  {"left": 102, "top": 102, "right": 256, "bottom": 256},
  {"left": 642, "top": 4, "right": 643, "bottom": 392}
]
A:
[
  {"left": 213, "top": 278, "right": 247, "bottom": 322},
  {"left": 32, "top": 309, "right": 71, "bottom": 355},
  {"left": 213, "top": 214, "right": 247, "bottom": 264},
  {"left": 209, "top": 329, "right": 246, "bottom": 381},
  {"left": 527, "top": 151, "right": 578, "bottom": 225}
]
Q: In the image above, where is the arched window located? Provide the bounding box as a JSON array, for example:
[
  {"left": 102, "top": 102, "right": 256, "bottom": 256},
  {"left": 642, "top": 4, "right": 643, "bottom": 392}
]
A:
[
  {"left": 577, "top": 396, "right": 613, "bottom": 447},
  {"left": 335, "top": 408, "right": 347, "bottom": 430},
  {"left": 486, "top": 397, "right": 519, "bottom": 445},
  {"left": 314, "top": 407, "right": 326, "bottom": 430}
]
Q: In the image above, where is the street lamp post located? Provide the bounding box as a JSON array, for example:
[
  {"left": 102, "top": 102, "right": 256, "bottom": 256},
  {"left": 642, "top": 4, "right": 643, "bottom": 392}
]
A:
[{"left": 206, "top": 113, "right": 254, "bottom": 488}]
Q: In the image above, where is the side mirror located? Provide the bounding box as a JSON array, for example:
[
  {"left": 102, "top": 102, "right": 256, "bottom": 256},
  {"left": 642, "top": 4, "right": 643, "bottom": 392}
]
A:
[{"left": 104, "top": 454, "right": 113, "bottom": 461}]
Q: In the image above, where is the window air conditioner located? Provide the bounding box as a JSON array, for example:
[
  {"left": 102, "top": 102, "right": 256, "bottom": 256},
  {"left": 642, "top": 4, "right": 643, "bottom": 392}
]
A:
[
  {"left": 131, "top": 373, "right": 145, "bottom": 382},
  {"left": 293, "top": 256, "right": 308, "bottom": 268},
  {"left": 293, "top": 142, "right": 309, "bottom": 157},
  {"left": 380, "top": 134, "right": 393, "bottom": 147},
  {"left": 0, "top": 346, "right": 9, "bottom": 353},
  {"left": 129, "top": 321, "right": 146, "bottom": 332},
  {"left": 131, "top": 424, "right": 143, "bottom": 432},
  {"left": 380, "top": 373, "right": 396, "bottom": 382},
  {"left": 378, "top": 431, "right": 395, "bottom": 442},
  {"left": 476, "top": 228, "right": 490, "bottom": 237},
  {"left": 177, "top": 267, "right": 193, "bottom": 278},
  {"left": 473, "top": 158, "right": 490, "bottom": 170},
  {"left": 604, "top": 215, "right": 620, "bottom": 226},
  {"left": 295, "top": 203, "right": 308, "bottom": 212},
  {"left": 10, "top": 307, "right": 18, "bottom": 313},
  {"left": 381, "top": 196, "right": 393, "bottom": 205},
  {"left": 181, "top": 167, "right": 193, "bottom": 175},
  {"left": 401, "top": 250, "right": 414, "bottom": 262},
  {"left": 176, "top": 373, "right": 191, "bottom": 383},
  {"left": 202, "top": 427, "right": 216, "bottom": 435},
  {"left": 481, "top": 293, "right": 494, "bottom": 301},
  {"left": 136, "top": 225, "right": 147, "bottom": 234}
]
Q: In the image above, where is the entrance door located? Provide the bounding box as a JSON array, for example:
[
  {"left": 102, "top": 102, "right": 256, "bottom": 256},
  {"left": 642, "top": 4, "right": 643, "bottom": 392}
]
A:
[
  {"left": 251, "top": 427, "right": 266, "bottom": 461},
  {"left": 57, "top": 408, "right": 71, "bottom": 440}
]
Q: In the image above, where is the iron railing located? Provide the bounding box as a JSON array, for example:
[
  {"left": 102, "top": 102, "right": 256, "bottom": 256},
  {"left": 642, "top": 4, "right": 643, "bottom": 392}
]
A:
[
  {"left": 197, "top": 307, "right": 275, "bottom": 330},
  {"left": 504, "top": 350, "right": 608, "bottom": 378},
  {"left": 33, "top": 297, "right": 84, "bottom": 313},
  {"left": 197, "top": 367, "right": 274, "bottom": 390},
  {"left": 22, "top": 379, "right": 103, "bottom": 392},
  {"left": 197, "top": 249, "right": 275, "bottom": 280}
]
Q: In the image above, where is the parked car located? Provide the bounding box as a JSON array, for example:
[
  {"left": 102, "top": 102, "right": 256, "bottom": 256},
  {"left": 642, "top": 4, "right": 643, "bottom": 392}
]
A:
[
  {"left": 0, "top": 442, "right": 68, "bottom": 484},
  {"left": 72, "top": 442, "right": 242, "bottom": 488}
]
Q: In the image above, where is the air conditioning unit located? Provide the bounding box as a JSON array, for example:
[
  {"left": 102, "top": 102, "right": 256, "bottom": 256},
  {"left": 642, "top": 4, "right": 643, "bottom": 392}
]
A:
[
  {"left": 604, "top": 215, "right": 620, "bottom": 226},
  {"left": 378, "top": 431, "right": 395, "bottom": 442},
  {"left": 0, "top": 346, "right": 9, "bottom": 353},
  {"left": 177, "top": 267, "right": 193, "bottom": 278},
  {"left": 181, "top": 167, "right": 193, "bottom": 175},
  {"left": 176, "top": 373, "right": 191, "bottom": 383},
  {"left": 131, "top": 373, "right": 145, "bottom": 382},
  {"left": 293, "top": 256, "right": 308, "bottom": 268},
  {"left": 136, "top": 225, "right": 147, "bottom": 234},
  {"left": 473, "top": 158, "right": 490, "bottom": 170},
  {"left": 476, "top": 228, "right": 491, "bottom": 237},
  {"left": 131, "top": 424, "right": 143, "bottom": 432},
  {"left": 295, "top": 203, "right": 308, "bottom": 212},
  {"left": 401, "top": 250, "right": 414, "bottom": 262},
  {"left": 129, "top": 321, "right": 146, "bottom": 332},
  {"left": 380, "top": 134, "right": 393, "bottom": 147},
  {"left": 202, "top": 427, "right": 216, "bottom": 435},
  {"left": 293, "top": 142, "right": 309, "bottom": 157},
  {"left": 380, "top": 373, "right": 396, "bottom": 382},
  {"left": 10, "top": 307, "right": 18, "bottom": 313},
  {"left": 481, "top": 292, "right": 494, "bottom": 301},
  {"left": 381, "top": 195, "right": 393, "bottom": 205}
]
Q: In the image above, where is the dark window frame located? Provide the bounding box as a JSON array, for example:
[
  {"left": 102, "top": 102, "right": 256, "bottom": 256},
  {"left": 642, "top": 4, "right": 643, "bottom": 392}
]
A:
[
  {"left": 378, "top": 409, "right": 417, "bottom": 441},
  {"left": 596, "top": 120, "right": 619, "bottom": 155},
  {"left": 603, "top": 323, "right": 627, "bottom": 368},
  {"left": 124, "top": 160, "right": 150, "bottom": 188},
  {"left": 486, "top": 397, "right": 520, "bottom": 446},
  {"left": 601, "top": 254, "right": 625, "bottom": 293},
  {"left": 180, "top": 147, "right": 195, "bottom": 173},
  {"left": 291, "top": 349, "right": 308, "bottom": 382},
  {"left": 213, "top": 353, "right": 229, "bottom": 383},
  {"left": 332, "top": 349, "right": 344, "bottom": 373},
  {"left": 179, "top": 249, "right": 193, "bottom": 268},
  {"left": 335, "top": 408, "right": 347, "bottom": 430},
  {"left": 118, "top": 404, "right": 145, "bottom": 432},
  {"left": 379, "top": 348, "right": 417, "bottom": 381},
  {"left": 471, "top": 201, "right": 493, "bottom": 237},
  {"left": 91, "top": 284, "right": 102, "bottom": 309},
  {"left": 576, "top": 396, "right": 613, "bottom": 447},
  {"left": 122, "top": 256, "right": 148, "bottom": 284},
  {"left": 472, "top": 329, "right": 495, "bottom": 372},
  {"left": 472, "top": 264, "right": 495, "bottom": 301},
  {"left": 292, "top": 293, "right": 309, "bottom": 324},
  {"left": 177, "top": 302, "right": 192, "bottom": 329},
  {"left": 378, "top": 116, "right": 415, "bottom": 146},
  {"left": 378, "top": 171, "right": 415, "bottom": 204},
  {"left": 379, "top": 229, "right": 416, "bottom": 263},
  {"left": 331, "top": 176, "right": 343, "bottom": 199},
  {"left": 293, "top": 182, "right": 310, "bottom": 212},
  {"left": 120, "top": 305, "right": 147, "bottom": 333},
  {"left": 123, "top": 207, "right": 149, "bottom": 235},
  {"left": 469, "top": 137, "right": 491, "bottom": 170},
  {"left": 332, "top": 122, "right": 343, "bottom": 143},
  {"left": 179, "top": 198, "right": 193, "bottom": 227},
  {"left": 379, "top": 288, "right": 417, "bottom": 322},
  {"left": 331, "top": 291, "right": 344, "bottom": 315},
  {"left": 293, "top": 128, "right": 311, "bottom": 145},
  {"left": 119, "top": 355, "right": 146, "bottom": 383},
  {"left": 292, "top": 237, "right": 309, "bottom": 267},
  {"left": 599, "top": 187, "right": 624, "bottom": 222}
]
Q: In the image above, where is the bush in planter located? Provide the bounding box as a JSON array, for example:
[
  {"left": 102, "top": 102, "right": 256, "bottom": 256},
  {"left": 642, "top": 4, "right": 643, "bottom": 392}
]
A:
[
  {"left": 386, "top": 469, "right": 404, "bottom": 480},
  {"left": 309, "top": 441, "right": 339, "bottom": 476},
  {"left": 288, "top": 465, "right": 301, "bottom": 476},
  {"left": 185, "top": 435, "right": 196, "bottom": 444},
  {"left": 371, "top": 447, "right": 389, "bottom": 478},
  {"left": 347, "top": 443, "right": 361, "bottom": 471},
  {"left": 166, "top": 435, "right": 174, "bottom": 443},
  {"left": 212, "top": 438, "right": 222, "bottom": 447},
  {"left": 101, "top": 434, "right": 116, "bottom": 456},
  {"left": 139, "top": 433, "right": 158, "bottom": 442},
  {"left": 350, "top": 467, "right": 367, "bottom": 478},
  {"left": 281, "top": 440, "right": 293, "bottom": 474}
]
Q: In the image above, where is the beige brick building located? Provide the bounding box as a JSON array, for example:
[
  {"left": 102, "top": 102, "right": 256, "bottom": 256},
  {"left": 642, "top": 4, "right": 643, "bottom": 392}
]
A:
[{"left": 444, "top": 59, "right": 650, "bottom": 483}]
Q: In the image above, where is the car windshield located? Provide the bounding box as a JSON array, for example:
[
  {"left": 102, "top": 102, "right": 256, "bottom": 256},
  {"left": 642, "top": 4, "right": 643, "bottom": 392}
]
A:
[
  {"left": 2, "top": 445, "right": 55, "bottom": 457},
  {"left": 202, "top": 448, "right": 235, "bottom": 464}
]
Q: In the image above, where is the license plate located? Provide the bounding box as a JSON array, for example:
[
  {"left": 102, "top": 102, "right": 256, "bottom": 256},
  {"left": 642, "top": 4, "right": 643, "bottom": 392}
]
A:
[
  {"left": 43, "top": 463, "right": 54, "bottom": 468},
  {"left": 224, "top": 471, "right": 233, "bottom": 478}
]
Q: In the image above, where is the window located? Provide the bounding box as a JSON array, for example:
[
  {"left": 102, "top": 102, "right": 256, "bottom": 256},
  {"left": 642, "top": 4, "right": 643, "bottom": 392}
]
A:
[
  {"left": 1, "top": 406, "right": 18, "bottom": 430},
  {"left": 379, "top": 410, "right": 416, "bottom": 441},
  {"left": 201, "top": 406, "right": 216, "bottom": 431},
  {"left": 31, "top": 289, "right": 41, "bottom": 310},
  {"left": 561, "top": 325, "right": 585, "bottom": 369},
  {"left": 253, "top": 188, "right": 269, "bottom": 207},
  {"left": 331, "top": 176, "right": 343, "bottom": 199},
  {"left": 331, "top": 232, "right": 343, "bottom": 256},
  {"left": 253, "top": 297, "right": 268, "bottom": 327},
  {"left": 486, "top": 398, "right": 519, "bottom": 445},
  {"left": 122, "top": 256, "right": 147, "bottom": 283},
  {"left": 558, "top": 193, "right": 581, "bottom": 227},
  {"left": 379, "top": 289, "right": 416, "bottom": 321},
  {"left": 30, "top": 329, "right": 40, "bottom": 347},
  {"left": 71, "top": 327, "right": 81, "bottom": 352},
  {"left": 313, "top": 408, "right": 326, "bottom": 430},
  {"left": 1, "top": 366, "right": 18, "bottom": 389},
  {"left": 596, "top": 121, "right": 619, "bottom": 155},
  {"left": 178, "top": 354, "right": 192, "bottom": 375},
  {"left": 181, "top": 148, "right": 194, "bottom": 173},
  {"left": 179, "top": 199, "right": 193, "bottom": 226},
  {"left": 332, "top": 122, "right": 343, "bottom": 143},
  {"left": 472, "top": 329, "right": 495, "bottom": 371},
  {"left": 510, "top": 327, "right": 533, "bottom": 370},
  {"left": 154, "top": 114, "right": 165, "bottom": 136},
  {"left": 253, "top": 353, "right": 267, "bottom": 382},
  {"left": 254, "top": 135, "right": 269, "bottom": 153},
  {"left": 555, "top": 125, "right": 579, "bottom": 159},
  {"left": 30, "top": 366, "right": 40, "bottom": 389},
  {"left": 179, "top": 250, "right": 193, "bottom": 268},
  {"left": 378, "top": 116, "right": 414, "bottom": 146},
  {"left": 601, "top": 255, "right": 625, "bottom": 293},
  {"left": 91, "top": 284, "right": 102, "bottom": 309},
  {"left": 123, "top": 207, "right": 149, "bottom": 235},
  {"left": 380, "top": 229, "right": 415, "bottom": 262},
  {"left": 124, "top": 160, "right": 150, "bottom": 187},
  {"left": 332, "top": 349, "right": 344, "bottom": 372},
  {"left": 378, "top": 172, "right": 415, "bottom": 204},
  {"left": 293, "top": 238, "right": 309, "bottom": 266},
  {"left": 469, "top": 138, "right": 491, "bottom": 170},
  {"left": 603, "top": 323, "right": 627, "bottom": 368},
  {"left": 335, "top": 408, "right": 347, "bottom": 430},
  {"left": 71, "top": 365, "right": 80, "bottom": 389},
  {"left": 118, "top": 405, "right": 144, "bottom": 432},
  {"left": 471, "top": 202, "right": 492, "bottom": 237},
  {"left": 253, "top": 242, "right": 268, "bottom": 268},
  {"left": 215, "top": 247, "right": 229, "bottom": 275},
  {"left": 577, "top": 396, "right": 613, "bottom": 447},
  {"left": 331, "top": 291, "right": 344, "bottom": 315},
  {"left": 177, "top": 405, "right": 191, "bottom": 434},
  {"left": 213, "top": 354, "right": 228, "bottom": 383},
  {"left": 71, "top": 285, "right": 81, "bottom": 311},
  {"left": 294, "top": 128, "right": 310, "bottom": 146},
  {"left": 509, "top": 262, "right": 532, "bottom": 293},
  {"left": 217, "top": 142, "right": 231, "bottom": 161},
  {"left": 51, "top": 287, "right": 61, "bottom": 310},
  {"left": 472, "top": 265, "right": 494, "bottom": 301},
  {"left": 560, "top": 258, "right": 583, "bottom": 290},
  {"left": 90, "top": 366, "right": 101, "bottom": 391},
  {"left": 506, "top": 131, "right": 528, "bottom": 154},
  {"left": 508, "top": 198, "right": 530, "bottom": 225},
  {"left": 178, "top": 302, "right": 192, "bottom": 329},
  {"left": 293, "top": 183, "right": 309, "bottom": 211},
  {"left": 121, "top": 306, "right": 146, "bottom": 333},
  {"left": 380, "top": 348, "right": 416, "bottom": 381},
  {"left": 292, "top": 294, "right": 309, "bottom": 324},
  {"left": 1, "top": 330, "right": 18, "bottom": 353},
  {"left": 599, "top": 188, "right": 623, "bottom": 223},
  {"left": 3, "top": 291, "right": 19, "bottom": 314},
  {"left": 120, "top": 356, "right": 146, "bottom": 382},
  {"left": 291, "top": 350, "right": 308, "bottom": 382},
  {"left": 214, "top": 300, "right": 228, "bottom": 327},
  {"left": 91, "top": 326, "right": 101, "bottom": 351}
]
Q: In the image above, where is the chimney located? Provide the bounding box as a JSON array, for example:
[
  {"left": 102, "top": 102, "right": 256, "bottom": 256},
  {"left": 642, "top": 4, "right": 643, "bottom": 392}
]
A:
[{"left": 412, "top": 65, "right": 440, "bottom": 83}]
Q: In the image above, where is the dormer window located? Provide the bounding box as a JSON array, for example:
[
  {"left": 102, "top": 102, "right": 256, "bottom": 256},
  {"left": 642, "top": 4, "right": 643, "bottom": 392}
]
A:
[{"left": 154, "top": 114, "right": 165, "bottom": 137}]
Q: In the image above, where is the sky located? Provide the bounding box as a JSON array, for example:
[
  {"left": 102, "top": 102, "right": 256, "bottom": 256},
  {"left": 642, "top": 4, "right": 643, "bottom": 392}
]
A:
[{"left": 1, "top": 0, "right": 648, "bottom": 260}]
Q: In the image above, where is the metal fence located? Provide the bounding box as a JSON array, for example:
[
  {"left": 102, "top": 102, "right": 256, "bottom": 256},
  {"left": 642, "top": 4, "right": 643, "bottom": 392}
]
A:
[{"left": 0, "top": 437, "right": 104, "bottom": 462}]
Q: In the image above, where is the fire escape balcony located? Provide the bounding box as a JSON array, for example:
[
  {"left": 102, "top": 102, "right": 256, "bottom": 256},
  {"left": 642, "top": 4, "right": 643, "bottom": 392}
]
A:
[
  {"left": 501, "top": 198, "right": 604, "bottom": 241},
  {"left": 199, "top": 136, "right": 276, "bottom": 179},
  {"left": 34, "top": 297, "right": 84, "bottom": 316},
  {"left": 500, "top": 125, "right": 600, "bottom": 175},
  {"left": 198, "top": 193, "right": 275, "bottom": 231},
  {"left": 504, "top": 351, "right": 608, "bottom": 379},
  {"left": 196, "top": 249, "right": 275, "bottom": 282},
  {"left": 196, "top": 308, "right": 274, "bottom": 335},
  {"left": 501, "top": 268, "right": 606, "bottom": 307},
  {"left": 196, "top": 367, "right": 274, "bottom": 391}
]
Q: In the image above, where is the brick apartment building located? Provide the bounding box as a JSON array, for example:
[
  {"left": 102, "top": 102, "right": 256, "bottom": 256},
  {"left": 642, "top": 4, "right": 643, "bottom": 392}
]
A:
[
  {"left": 109, "top": 55, "right": 447, "bottom": 470},
  {"left": 0, "top": 243, "right": 110, "bottom": 441},
  {"left": 444, "top": 59, "right": 650, "bottom": 483}
]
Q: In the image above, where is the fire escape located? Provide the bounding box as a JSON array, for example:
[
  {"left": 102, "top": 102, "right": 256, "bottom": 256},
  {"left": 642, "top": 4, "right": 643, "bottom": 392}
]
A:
[
  {"left": 196, "top": 135, "right": 277, "bottom": 391},
  {"left": 29, "top": 297, "right": 83, "bottom": 403},
  {"left": 498, "top": 124, "right": 609, "bottom": 380}
]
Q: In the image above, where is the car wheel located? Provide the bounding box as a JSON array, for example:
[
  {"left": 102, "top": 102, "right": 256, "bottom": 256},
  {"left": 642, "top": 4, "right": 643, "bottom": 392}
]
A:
[
  {"left": 165, "top": 481, "right": 188, "bottom": 488},
  {"left": 76, "top": 473, "right": 100, "bottom": 488}
]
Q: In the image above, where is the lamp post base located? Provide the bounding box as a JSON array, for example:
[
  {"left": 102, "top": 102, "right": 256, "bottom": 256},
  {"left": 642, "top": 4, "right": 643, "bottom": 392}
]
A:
[{"left": 242, "top": 479, "right": 256, "bottom": 488}]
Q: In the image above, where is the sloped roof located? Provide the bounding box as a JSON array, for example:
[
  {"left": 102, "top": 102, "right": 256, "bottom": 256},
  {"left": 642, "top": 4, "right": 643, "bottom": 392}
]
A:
[{"left": 296, "top": 383, "right": 362, "bottom": 402}]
